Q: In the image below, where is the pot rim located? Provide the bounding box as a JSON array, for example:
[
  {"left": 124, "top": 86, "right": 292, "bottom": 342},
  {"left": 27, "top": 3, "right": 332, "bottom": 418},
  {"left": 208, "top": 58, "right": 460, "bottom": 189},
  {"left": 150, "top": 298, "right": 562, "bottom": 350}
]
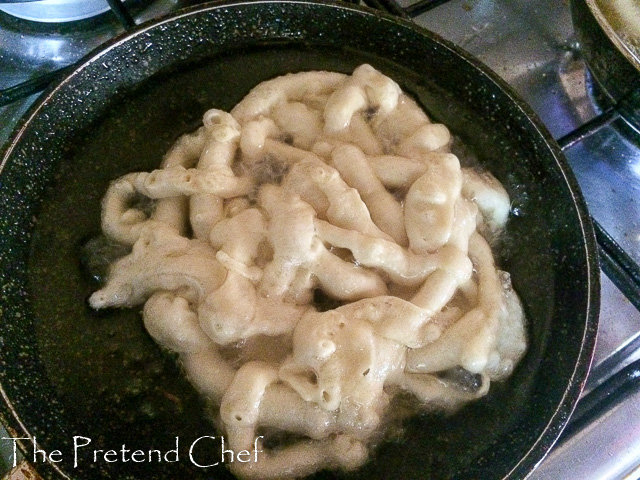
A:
[{"left": 585, "top": 0, "right": 640, "bottom": 72}]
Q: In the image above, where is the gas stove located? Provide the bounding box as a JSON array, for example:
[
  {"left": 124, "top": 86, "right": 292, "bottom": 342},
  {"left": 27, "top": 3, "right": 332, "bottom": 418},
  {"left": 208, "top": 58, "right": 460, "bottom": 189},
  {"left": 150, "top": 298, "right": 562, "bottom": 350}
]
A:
[{"left": 1, "top": 0, "right": 639, "bottom": 479}]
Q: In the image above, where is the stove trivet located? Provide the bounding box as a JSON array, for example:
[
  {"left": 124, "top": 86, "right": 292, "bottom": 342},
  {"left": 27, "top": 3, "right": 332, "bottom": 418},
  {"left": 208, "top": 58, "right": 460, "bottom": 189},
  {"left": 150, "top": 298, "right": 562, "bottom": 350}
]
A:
[{"left": 558, "top": 86, "right": 640, "bottom": 148}]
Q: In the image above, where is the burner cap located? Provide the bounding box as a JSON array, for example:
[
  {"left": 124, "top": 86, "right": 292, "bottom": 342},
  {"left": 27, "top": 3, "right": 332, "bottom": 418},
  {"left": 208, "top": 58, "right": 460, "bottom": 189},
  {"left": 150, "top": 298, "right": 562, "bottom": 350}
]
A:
[{"left": 0, "top": 0, "right": 111, "bottom": 23}]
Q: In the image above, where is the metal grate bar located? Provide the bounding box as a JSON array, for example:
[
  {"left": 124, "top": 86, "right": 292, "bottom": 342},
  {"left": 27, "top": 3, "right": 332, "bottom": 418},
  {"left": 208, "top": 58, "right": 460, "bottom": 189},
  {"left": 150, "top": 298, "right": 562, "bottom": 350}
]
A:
[
  {"left": 560, "top": 357, "right": 640, "bottom": 443},
  {"left": 368, "top": 0, "right": 455, "bottom": 19},
  {"left": 594, "top": 220, "right": 640, "bottom": 312},
  {"left": 0, "top": 67, "right": 74, "bottom": 108},
  {"left": 106, "top": 0, "right": 136, "bottom": 28},
  {"left": 406, "top": 0, "right": 454, "bottom": 16},
  {"left": 556, "top": 107, "right": 619, "bottom": 150},
  {"left": 368, "top": 0, "right": 411, "bottom": 19},
  {"left": 588, "top": 330, "right": 640, "bottom": 391},
  {"left": 557, "top": 86, "right": 640, "bottom": 150}
]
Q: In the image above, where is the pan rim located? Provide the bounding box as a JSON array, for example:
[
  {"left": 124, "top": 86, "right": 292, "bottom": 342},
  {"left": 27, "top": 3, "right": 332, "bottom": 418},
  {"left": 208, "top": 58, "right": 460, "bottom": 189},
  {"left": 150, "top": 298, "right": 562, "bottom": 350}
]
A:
[{"left": 0, "top": 1, "right": 600, "bottom": 479}]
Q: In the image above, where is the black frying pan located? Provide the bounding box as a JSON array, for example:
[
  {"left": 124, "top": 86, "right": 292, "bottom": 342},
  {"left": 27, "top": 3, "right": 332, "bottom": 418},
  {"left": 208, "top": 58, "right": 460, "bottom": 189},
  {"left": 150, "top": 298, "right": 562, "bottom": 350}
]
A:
[{"left": 0, "top": 1, "right": 599, "bottom": 479}]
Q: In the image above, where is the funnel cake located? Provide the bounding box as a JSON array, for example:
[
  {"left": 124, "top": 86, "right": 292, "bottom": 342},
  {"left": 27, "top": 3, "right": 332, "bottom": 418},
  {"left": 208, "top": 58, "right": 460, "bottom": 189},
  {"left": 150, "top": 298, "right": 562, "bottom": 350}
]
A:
[{"left": 90, "top": 64, "right": 527, "bottom": 479}]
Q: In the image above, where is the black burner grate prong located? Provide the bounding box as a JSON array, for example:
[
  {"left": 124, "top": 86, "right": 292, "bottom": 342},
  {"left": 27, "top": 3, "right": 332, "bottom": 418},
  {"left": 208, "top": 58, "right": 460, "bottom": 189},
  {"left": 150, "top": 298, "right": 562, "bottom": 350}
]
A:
[
  {"left": 106, "top": 0, "right": 136, "bottom": 29},
  {"left": 406, "top": 0, "right": 454, "bottom": 16},
  {"left": 0, "top": 67, "right": 74, "bottom": 108},
  {"left": 557, "top": 86, "right": 640, "bottom": 150}
]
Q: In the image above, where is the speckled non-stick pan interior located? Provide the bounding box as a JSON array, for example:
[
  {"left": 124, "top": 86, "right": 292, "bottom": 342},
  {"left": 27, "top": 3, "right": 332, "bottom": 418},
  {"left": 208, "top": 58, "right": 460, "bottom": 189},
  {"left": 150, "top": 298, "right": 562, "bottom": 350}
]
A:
[{"left": 0, "top": 1, "right": 599, "bottom": 479}]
